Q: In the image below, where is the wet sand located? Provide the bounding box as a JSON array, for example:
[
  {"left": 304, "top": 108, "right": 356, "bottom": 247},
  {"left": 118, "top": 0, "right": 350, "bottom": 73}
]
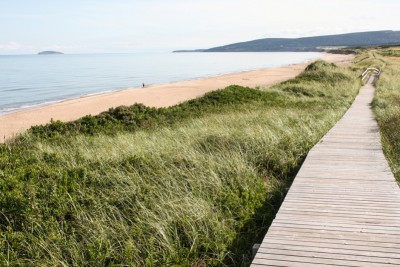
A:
[{"left": 0, "top": 53, "right": 353, "bottom": 142}]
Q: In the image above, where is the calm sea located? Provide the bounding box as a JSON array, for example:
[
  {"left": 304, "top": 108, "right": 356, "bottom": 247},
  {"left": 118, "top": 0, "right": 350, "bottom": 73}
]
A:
[{"left": 0, "top": 52, "right": 320, "bottom": 114}]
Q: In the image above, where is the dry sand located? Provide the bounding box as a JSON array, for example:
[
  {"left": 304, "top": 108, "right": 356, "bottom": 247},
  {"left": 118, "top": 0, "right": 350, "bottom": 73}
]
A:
[{"left": 0, "top": 53, "right": 353, "bottom": 142}]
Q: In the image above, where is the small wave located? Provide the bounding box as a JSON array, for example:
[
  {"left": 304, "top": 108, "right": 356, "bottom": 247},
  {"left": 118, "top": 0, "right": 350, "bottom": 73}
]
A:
[
  {"left": 0, "top": 88, "right": 138, "bottom": 115},
  {"left": 0, "top": 100, "right": 63, "bottom": 115}
]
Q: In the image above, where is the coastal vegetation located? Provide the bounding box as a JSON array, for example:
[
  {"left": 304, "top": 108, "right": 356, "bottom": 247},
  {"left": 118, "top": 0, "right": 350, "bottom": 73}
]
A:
[
  {"left": 373, "top": 48, "right": 400, "bottom": 181},
  {"left": 0, "top": 60, "right": 361, "bottom": 266}
]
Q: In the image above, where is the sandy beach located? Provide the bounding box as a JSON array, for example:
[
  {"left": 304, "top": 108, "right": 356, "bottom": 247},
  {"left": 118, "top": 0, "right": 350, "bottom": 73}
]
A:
[{"left": 0, "top": 53, "right": 353, "bottom": 142}]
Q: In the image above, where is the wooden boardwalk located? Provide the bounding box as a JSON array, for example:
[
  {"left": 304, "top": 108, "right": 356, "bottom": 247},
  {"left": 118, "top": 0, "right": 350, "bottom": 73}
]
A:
[{"left": 251, "top": 76, "right": 400, "bottom": 267}]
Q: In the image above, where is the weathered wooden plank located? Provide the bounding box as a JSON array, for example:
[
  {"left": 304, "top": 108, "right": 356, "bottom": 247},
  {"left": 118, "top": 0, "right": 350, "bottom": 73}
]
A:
[
  {"left": 262, "top": 237, "right": 400, "bottom": 253},
  {"left": 274, "top": 217, "right": 400, "bottom": 228},
  {"left": 251, "top": 260, "right": 338, "bottom": 267},
  {"left": 266, "top": 228, "right": 400, "bottom": 244},
  {"left": 258, "top": 244, "right": 400, "bottom": 261},
  {"left": 253, "top": 253, "right": 396, "bottom": 267},
  {"left": 289, "top": 186, "right": 398, "bottom": 192},
  {"left": 279, "top": 203, "right": 400, "bottom": 214},
  {"left": 255, "top": 248, "right": 400, "bottom": 265},
  {"left": 290, "top": 177, "right": 395, "bottom": 183},
  {"left": 288, "top": 186, "right": 397, "bottom": 192},
  {"left": 285, "top": 198, "right": 398, "bottom": 208},
  {"left": 273, "top": 220, "right": 400, "bottom": 231},
  {"left": 285, "top": 192, "right": 400, "bottom": 200},
  {"left": 284, "top": 195, "right": 400, "bottom": 204},
  {"left": 270, "top": 223, "right": 400, "bottom": 235},
  {"left": 282, "top": 197, "right": 399, "bottom": 205},
  {"left": 277, "top": 209, "right": 400, "bottom": 219}
]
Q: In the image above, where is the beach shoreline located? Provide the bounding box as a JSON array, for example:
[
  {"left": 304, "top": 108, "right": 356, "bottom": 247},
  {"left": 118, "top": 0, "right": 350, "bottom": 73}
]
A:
[{"left": 0, "top": 53, "right": 353, "bottom": 142}]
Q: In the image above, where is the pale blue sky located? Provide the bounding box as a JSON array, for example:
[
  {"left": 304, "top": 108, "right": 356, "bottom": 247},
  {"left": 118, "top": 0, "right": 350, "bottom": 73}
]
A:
[{"left": 1, "top": 0, "right": 399, "bottom": 54}]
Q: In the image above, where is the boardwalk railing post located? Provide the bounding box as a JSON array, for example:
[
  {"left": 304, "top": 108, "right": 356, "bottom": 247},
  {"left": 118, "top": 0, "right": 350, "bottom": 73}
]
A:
[{"left": 361, "top": 68, "right": 381, "bottom": 84}]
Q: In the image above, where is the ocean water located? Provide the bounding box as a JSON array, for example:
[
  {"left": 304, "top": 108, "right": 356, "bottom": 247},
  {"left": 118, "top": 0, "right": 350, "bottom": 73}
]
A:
[{"left": 0, "top": 52, "right": 320, "bottom": 114}]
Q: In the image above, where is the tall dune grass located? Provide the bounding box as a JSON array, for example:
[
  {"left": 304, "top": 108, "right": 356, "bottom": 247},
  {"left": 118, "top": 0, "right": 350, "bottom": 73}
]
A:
[
  {"left": 0, "top": 61, "right": 359, "bottom": 266},
  {"left": 373, "top": 52, "right": 400, "bottom": 181}
]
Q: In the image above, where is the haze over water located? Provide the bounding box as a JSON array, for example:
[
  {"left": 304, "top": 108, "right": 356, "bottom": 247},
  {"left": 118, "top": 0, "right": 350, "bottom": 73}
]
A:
[{"left": 0, "top": 52, "right": 320, "bottom": 114}]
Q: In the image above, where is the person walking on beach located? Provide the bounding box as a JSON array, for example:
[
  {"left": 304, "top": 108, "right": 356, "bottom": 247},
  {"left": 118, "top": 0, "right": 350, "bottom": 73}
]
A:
[{"left": 142, "top": 83, "right": 145, "bottom": 88}]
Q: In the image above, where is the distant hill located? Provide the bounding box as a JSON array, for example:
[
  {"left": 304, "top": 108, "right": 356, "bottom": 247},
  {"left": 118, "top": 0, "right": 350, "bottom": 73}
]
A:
[
  {"left": 38, "top": 51, "right": 64, "bottom": 55},
  {"left": 174, "top": 30, "right": 400, "bottom": 52}
]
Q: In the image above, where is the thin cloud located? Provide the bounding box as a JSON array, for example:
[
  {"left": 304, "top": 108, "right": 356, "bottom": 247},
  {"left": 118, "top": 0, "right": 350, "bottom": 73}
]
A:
[{"left": 0, "top": 42, "right": 23, "bottom": 50}]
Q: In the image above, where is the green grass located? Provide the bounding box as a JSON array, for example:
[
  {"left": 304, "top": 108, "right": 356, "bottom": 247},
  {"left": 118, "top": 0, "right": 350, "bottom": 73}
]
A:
[
  {"left": 372, "top": 53, "right": 400, "bottom": 181},
  {"left": 0, "top": 61, "right": 360, "bottom": 266},
  {"left": 377, "top": 49, "right": 400, "bottom": 58},
  {"left": 353, "top": 50, "right": 385, "bottom": 70}
]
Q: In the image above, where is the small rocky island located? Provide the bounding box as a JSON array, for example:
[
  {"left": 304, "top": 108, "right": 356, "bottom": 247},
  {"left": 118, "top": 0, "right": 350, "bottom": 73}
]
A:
[{"left": 38, "top": 51, "right": 64, "bottom": 55}]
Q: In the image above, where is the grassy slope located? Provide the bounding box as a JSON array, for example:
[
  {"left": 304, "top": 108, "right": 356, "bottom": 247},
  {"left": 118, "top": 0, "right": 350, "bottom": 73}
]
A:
[
  {"left": 373, "top": 47, "right": 400, "bottom": 181},
  {"left": 0, "top": 61, "right": 360, "bottom": 266}
]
